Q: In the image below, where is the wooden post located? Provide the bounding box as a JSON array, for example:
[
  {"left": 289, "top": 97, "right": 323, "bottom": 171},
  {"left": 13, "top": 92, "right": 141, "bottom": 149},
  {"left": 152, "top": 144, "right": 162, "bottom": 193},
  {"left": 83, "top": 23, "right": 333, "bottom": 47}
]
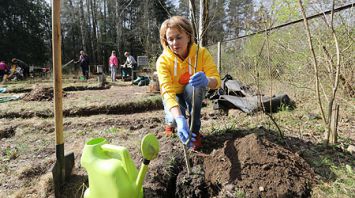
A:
[
  {"left": 52, "top": 0, "right": 65, "bottom": 195},
  {"left": 53, "top": 0, "right": 63, "bottom": 148},
  {"left": 217, "top": 42, "right": 221, "bottom": 74}
]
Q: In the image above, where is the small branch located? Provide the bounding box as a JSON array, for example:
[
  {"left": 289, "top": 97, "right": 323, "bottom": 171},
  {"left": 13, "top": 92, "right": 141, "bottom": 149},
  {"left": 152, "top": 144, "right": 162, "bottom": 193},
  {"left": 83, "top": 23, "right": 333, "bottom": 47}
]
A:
[
  {"left": 265, "top": 113, "right": 284, "bottom": 139},
  {"left": 119, "top": 0, "right": 134, "bottom": 17},
  {"left": 322, "top": 46, "right": 334, "bottom": 76}
]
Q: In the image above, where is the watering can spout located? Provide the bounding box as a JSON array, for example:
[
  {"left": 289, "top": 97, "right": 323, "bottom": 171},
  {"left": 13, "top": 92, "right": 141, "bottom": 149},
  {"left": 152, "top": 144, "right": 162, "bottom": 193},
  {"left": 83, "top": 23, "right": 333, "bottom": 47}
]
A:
[{"left": 135, "top": 134, "right": 160, "bottom": 193}]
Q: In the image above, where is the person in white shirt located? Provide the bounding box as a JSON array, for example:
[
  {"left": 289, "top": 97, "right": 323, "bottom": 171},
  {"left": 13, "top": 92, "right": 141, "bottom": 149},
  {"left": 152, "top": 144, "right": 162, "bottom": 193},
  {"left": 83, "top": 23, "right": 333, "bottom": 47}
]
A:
[{"left": 121, "top": 52, "right": 137, "bottom": 79}]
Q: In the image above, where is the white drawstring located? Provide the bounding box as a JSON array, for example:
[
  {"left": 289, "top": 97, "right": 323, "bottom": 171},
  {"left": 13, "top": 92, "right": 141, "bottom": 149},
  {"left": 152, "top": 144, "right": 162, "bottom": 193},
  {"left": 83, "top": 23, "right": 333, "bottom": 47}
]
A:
[
  {"left": 174, "top": 57, "right": 177, "bottom": 77},
  {"left": 174, "top": 56, "right": 195, "bottom": 77},
  {"left": 188, "top": 58, "right": 191, "bottom": 75}
]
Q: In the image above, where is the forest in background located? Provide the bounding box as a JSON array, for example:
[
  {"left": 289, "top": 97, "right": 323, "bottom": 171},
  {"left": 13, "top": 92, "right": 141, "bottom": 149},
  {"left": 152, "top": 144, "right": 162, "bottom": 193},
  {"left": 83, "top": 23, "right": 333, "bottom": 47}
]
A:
[{"left": 0, "top": 0, "right": 353, "bottom": 68}]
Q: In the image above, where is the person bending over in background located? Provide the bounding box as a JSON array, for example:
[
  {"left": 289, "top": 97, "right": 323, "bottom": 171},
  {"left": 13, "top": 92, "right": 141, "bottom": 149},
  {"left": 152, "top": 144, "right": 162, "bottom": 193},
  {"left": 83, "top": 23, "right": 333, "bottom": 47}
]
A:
[
  {"left": 121, "top": 51, "right": 137, "bottom": 79},
  {"left": 11, "top": 58, "right": 29, "bottom": 79},
  {"left": 74, "top": 50, "right": 90, "bottom": 80},
  {"left": 156, "top": 16, "right": 221, "bottom": 150},
  {"left": 109, "top": 50, "right": 119, "bottom": 82}
]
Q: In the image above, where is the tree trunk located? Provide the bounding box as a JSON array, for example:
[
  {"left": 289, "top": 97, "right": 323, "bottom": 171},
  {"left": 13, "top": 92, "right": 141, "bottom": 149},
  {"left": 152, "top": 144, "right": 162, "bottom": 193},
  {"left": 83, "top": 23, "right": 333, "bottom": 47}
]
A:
[
  {"left": 188, "top": 0, "right": 197, "bottom": 43},
  {"left": 116, "top": 1, "right": 122, "bottom": 54},
  {"left": 329, "top": 103, "right": 339, "bottom": 144},
  {"left": 79, "top": 0, "right": 87, "bottom": 52},
  {"left": 144, "top": 0, "right": 149, "bottom": 56},
  {"left": 199, "top": 0, "right": 208, "bottom": 46},
  {"left": 89, "top": 0, "right": 98, "bottom": 64},
  {"left": 68, "top": 0, "right": 76, "bottom": 60}
]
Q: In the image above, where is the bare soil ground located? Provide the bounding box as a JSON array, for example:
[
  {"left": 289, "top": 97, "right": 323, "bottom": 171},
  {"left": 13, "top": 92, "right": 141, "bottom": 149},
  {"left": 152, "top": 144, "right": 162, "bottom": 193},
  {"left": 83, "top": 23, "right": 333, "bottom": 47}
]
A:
[{"left": 0, "top": 78, "right": 354, "bottom": 198}]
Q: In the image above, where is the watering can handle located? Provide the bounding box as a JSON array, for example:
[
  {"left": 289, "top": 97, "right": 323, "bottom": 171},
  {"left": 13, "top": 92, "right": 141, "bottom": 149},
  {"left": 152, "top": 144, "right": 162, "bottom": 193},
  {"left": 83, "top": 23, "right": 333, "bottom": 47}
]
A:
[
  {"left": 100, "top": 144, "right": 138, "bottom": 183},
  {"left": 101, "top": 144, "right": 127, "bottom": 154}
]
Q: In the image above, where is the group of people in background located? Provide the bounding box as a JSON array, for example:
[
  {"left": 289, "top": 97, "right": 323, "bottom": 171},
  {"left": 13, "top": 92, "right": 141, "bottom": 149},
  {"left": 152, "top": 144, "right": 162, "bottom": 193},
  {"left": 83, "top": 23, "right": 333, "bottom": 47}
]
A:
[
  {"left": 75, "top": 50, "right": 136, "bottom": 82},
  {"left": 0, "top": 58, "right": 29, "bottom": 84},
  {"left": 1, "top": 50, "right": 138, "bottom": 83},
  {"left": 108, "top": 50, "right": 137, "bottom": 82}
]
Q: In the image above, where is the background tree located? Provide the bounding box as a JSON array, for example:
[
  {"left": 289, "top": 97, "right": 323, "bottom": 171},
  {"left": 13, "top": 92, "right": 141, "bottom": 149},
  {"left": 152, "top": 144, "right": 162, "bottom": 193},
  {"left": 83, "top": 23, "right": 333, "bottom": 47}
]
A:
[
  {"left": 0, "top": 0, "right": 51, "bottom": 65},
  {"left": 205, "top": 0, "right": 227, "bottom": 45}
]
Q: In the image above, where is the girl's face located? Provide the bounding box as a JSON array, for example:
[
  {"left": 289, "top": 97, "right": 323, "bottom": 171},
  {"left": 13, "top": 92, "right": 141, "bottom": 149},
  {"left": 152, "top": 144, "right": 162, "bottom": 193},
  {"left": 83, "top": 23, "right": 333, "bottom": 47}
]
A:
[{"left": 166, "top": 27, "right": 190, "bottom": 59}]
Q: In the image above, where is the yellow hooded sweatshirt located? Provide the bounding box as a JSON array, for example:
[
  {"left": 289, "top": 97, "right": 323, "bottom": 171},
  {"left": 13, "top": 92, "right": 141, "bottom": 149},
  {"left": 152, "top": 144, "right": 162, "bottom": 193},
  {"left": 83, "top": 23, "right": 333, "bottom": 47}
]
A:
[{"left": 156, "top": 43, "right": 221, "bottom": 110}]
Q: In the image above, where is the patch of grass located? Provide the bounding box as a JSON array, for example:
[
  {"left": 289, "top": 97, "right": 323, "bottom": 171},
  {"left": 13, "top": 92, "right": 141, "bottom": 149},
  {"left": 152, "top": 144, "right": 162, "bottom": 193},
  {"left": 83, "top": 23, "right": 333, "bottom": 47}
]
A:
[
  {"left": 16, "top": 142, "right": 30, "bottom": 156},
  {"left": 301, "top": 145, "right": 355, "bottom": 198},
  {"left": 2, "top": 146, "right": 18, "bottom": 160},
  {"left": 78, "top": 130, "right": 87, "bottom": 136},
  {"left": 164, "top": 155, "right": 178, "bottom": 178},
  {"left": 0, "top": 163, "right": 8, "bottom": 173},
  {"left": 235, "top": 189, "right": 246, "bottom": 198},
  {"left": 102, "top": 127, "right": 119, "bottom": 134},
  {"left": 312, "top": 162, "right": 355, "bottom": 197},
  {"left": 209, "top": 118, "right": 239, "bottom": 135},
  {"left": 278, "top": 103, "right": 293, "bottom": 112},
  {"left": 314, "top": 123, "right": 325, "bottom": 134}
]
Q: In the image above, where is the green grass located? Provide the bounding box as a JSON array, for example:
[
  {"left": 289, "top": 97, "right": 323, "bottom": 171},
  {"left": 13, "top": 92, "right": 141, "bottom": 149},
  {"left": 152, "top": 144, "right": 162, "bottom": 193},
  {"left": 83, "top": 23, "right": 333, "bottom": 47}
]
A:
[
  {"left": 312, "top": 161, "right": 355, "bottom": 197},
  {"left": 102, "top": 126, "right": 119, "bottom": 134},
  {"left": 235, "top": 189, "right": 246, "bottom": 198}
]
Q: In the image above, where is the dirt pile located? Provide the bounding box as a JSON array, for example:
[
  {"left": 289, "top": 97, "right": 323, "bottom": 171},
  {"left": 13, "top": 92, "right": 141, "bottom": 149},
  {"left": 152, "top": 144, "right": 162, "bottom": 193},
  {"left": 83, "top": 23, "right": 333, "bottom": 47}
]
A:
[
  {"left": 204, "top": 133, "right": 315, "bottom": 197},
  {"left": 23, "top": 86, "right": 64, "bottom": 101}
]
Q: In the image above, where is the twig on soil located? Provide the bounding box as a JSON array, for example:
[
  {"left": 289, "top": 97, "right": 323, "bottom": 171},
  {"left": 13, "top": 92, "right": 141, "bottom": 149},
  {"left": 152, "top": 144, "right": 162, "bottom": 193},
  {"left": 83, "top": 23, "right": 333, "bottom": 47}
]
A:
[
  {"left": 191, "top": 150, "right": 210, "bottom": 157},
  {"left": 265, "top": 113, "right": 284, "bottom": 139}
]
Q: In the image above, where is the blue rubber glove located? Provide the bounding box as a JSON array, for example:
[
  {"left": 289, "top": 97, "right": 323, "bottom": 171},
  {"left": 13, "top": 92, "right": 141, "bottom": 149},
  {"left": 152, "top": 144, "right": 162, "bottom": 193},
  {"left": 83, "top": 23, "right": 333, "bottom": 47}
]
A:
[
  {"left": 189, "top": 72, "right": 209, "bottom": 88},
  {"left": 175, "top": 115, "right": 196, "bottom": 147}
]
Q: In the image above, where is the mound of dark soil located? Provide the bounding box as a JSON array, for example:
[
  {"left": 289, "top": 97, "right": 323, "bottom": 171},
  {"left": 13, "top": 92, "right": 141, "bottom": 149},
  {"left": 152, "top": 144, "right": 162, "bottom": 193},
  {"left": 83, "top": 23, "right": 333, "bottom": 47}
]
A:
[
  {"left": 23, "top": 86, "right": 66, "bottom": 101},
  {"left": 204, "top": 133, "right": 315, "bottom": 197}
]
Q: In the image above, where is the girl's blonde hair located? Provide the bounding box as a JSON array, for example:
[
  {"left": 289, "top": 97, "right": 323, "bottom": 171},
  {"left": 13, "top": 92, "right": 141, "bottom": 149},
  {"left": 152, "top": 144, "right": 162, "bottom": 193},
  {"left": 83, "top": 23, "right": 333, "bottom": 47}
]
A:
[{"left": 159, "top": 16, "right": 195, "bottom": 49}]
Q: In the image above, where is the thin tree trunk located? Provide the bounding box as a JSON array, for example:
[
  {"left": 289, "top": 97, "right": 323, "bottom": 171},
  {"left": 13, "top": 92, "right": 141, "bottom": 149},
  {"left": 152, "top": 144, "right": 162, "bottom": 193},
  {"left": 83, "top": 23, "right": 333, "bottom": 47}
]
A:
[
  {"left": 86, "top": 0, "right": 93, "bottom": 56},
  {"left": 79, "top": 0, "right": 87, "bottom": 51},
  {"left": 90, "top": 0, "right": 98, "bottom": 64},
  {"left": 189, "top": 0, "right": 197, "bottom": 43},
  {"left": 298, "top": 0, "right": 326, "bottom": 124},
  {"left": 116, "top": 1, "right": 122, "bottom": 53},
  {"left": 199, "top": 0, "right": 208, "bottom": 46},
  {"left": 329, "top": 103, "right": 339, "bottom": 144},
  {"left": 144, "top": 0, "right": 149, "bottom": 55},
  {"left": 103, "top": 0, "right": 107, "bottom": 43},
  {"left": 68, "top": 0, "right": 76, "bottom": 60}
]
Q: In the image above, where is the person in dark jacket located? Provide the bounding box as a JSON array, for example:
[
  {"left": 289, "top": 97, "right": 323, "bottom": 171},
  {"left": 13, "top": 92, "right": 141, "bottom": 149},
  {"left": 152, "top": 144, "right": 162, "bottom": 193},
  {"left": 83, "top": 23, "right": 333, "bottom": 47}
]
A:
[{"left": 74, "top": 50, "right": 90, "bottom": 80}]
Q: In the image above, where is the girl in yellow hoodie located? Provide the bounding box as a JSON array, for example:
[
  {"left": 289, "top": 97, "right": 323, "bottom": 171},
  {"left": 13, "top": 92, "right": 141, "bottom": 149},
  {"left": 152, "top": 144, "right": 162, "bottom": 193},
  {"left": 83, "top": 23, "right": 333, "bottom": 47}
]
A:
[{"left": 156, "top": 16, "right": 221, "bottom": 150}]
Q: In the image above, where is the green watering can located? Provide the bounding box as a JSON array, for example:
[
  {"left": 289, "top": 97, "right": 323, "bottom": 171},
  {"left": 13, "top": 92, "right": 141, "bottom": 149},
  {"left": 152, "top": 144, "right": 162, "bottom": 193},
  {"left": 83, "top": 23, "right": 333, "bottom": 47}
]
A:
[{"left": 81, "top": 134, "right": 160, "bottom": 198}]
